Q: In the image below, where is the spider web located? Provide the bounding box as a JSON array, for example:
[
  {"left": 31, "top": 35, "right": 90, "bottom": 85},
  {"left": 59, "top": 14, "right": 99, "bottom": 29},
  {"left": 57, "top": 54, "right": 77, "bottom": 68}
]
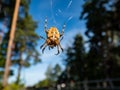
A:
[{"left": 50, "top": 0, "right": 73, "bottom": 26}]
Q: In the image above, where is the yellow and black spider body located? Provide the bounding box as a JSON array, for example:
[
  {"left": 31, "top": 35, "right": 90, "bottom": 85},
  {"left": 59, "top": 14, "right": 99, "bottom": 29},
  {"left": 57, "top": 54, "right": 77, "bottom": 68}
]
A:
[{"left": 40, "top": 18, "right": 66, "bottom": 55}]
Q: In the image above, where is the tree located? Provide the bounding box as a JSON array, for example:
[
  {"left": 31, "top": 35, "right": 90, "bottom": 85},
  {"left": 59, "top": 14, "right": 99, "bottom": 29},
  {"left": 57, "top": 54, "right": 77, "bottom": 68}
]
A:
[
  {"left": 0, "top": 0, "right": 41, "bottom": 87},
  {"left": 63, "top": 34, "right": 86, "bottom": 81},
  {"left": 12, "top": 1, "right": 40, "bottom": 85},
  {"left": 45, "top": 64, "right": 53, "bottom": 82},
  {"left": 80, "top": 0, "right": 120, "bottom": 77},
  {"left": 36, "top": 64, "right": 62, "bottom": 88},
  {"left": 46, "top": 64, "right": 62, "bottom": 82},
  {"left": 13, "top": 14, "right": 40, "bottom": 85},
  {"left": 80, "top": 0, "right": 120, "bottom": 87},
  {"left": 3, "top": 0, "right": 20, "bottom": 87},
  {"left": 0, "top": 0, "right": 15, "bottom": 87}
]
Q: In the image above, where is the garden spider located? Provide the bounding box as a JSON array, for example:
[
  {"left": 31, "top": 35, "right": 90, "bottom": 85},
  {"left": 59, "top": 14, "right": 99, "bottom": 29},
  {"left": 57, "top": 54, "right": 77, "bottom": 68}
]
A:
[{"left": 40, "top": 18, "right": 66, "bottom": 55}]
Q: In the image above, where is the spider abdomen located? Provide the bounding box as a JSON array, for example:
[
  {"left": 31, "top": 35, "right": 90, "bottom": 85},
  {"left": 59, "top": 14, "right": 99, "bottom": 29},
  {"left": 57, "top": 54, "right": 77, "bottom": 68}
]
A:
[{"left": 47, "top": 27, "right": 60, "bottom": 39}]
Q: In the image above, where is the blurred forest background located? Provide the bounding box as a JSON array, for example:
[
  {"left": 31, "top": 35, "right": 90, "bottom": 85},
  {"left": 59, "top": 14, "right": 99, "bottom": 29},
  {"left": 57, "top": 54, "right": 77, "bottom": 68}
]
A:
[{"left": 0, "top": 0, "right": 120, "bottom": 90}]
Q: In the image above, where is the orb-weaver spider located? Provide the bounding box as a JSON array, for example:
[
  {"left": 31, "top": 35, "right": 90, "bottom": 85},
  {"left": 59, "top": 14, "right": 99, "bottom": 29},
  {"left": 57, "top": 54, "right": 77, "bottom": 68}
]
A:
[{"left": 40, "top": 18, "right": 66, "bottom": 55}]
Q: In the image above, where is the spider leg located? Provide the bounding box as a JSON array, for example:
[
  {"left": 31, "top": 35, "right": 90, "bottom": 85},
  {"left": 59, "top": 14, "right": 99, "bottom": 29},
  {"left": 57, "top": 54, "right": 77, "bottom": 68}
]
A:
[
  {"left": 48, "top": 46, "right": 51, "bottom": 50},
  {"left": 40, "top": 42, "right": 45, "bottom": 49},
  {"left": 55, "top": 45, "right": 60, "bottom": 55},
  {"left": 41, "top": 43, "right": 47, "bottom": 54},
  {"left": 42, "top": 44, "right": 47, "bottom": 54},
  {"left": 60, "top": 23, "right": 66, "bottom": 37},
  {"left": 40, "top": 44, "right": 44, "bottom": 49},
  {"left": 40, "top": 42, "right": 47, "bottom": 49},
  {"left": 59, "top": 43, "right": 64, "bottom": 52},
  {"left": 40, "top": 36, "right": 46, "bottom": 40},
  {"left": 60, "top": 36, "right": 64, "bottom": 42},
  {"left": 44, "top": 17, "right": 48, "bottom": 33}
]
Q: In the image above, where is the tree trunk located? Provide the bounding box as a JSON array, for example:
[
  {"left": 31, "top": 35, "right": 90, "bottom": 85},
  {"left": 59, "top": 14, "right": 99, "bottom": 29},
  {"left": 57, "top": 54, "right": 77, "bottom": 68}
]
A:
[
  {"left": 2, "top": 0, "right": 20, "bottom": 87},
  {"left": 16, "top": 52, "right": 23, "bottom": 85},
  {"left": 16, "top": 61, "right": 22, "bottom": 85}
]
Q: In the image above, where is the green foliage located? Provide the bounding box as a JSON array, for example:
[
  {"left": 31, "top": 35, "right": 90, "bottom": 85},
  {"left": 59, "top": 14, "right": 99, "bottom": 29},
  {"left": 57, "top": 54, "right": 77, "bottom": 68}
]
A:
[
  {"left": 11, "top": 0, "right": 41, "bottom": 84},
  {"left": 13, "top": 14, "right": 40, "bottom": 67},
  {"left": 53, "top": 64, "right": 62, "bottom": 77},
  {"left": 0, "top": 0, "right": 16, "bottom": 82},
  {"left": 35, "top": 64, "right": 62, "bottom": 88},
  {"left": 80, "top": 0, "right": 120, "bottom": 79},
  {"left": 3, "top": 83, "right": 25, "bottom": 90},
  {"left": 0, "top": 0, "right": 40, "bottom": 85},
  {"left": 46, "top": 64, "right": 62, "bottom": 81},
  {"left": 63, "top": 34, "right": 86, "bottom": 81},
  {"left": 35, "top": 79, "right": 50, "bottom": 88},
  {"left": 13, "top": 0, "right": 40, "bottom": 68}
]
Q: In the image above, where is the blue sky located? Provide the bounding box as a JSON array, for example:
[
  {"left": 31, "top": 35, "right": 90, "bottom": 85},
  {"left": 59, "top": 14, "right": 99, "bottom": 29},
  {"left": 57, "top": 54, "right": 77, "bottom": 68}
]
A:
[{"left": 8, "top": 0, "right": 87, "bottom": 86}]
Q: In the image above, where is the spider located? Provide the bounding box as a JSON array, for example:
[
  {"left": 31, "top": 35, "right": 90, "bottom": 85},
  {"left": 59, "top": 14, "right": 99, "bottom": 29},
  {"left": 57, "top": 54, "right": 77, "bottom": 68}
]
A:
[{"left": 40, "top": 18, "right": 66, "bottom": 55}]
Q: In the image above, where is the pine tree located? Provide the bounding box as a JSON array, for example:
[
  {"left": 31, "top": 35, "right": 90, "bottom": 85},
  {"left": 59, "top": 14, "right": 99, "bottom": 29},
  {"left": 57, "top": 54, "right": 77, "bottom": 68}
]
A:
[
  {"left": 80, "top": 0, "right": 120, "bottom": 87},
  {"left": 0, "top": 0, "right": 40, "bottom": 86},
  {"left": 64, "top": 34, "right": 86, "bottom": 81}
]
